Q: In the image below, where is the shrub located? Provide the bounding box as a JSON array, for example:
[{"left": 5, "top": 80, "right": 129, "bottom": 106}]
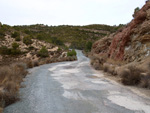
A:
[
  {"left": 38, "top": 46, "right": 49, "bottom": 57},
  {"left": 85, "top": 41, "right": 92, "bottom": 52},
  {"left": 36, "top": 34, "right": 43, "bottom": 40},
  {"left": 0, "top": 46, "right": 11, "bottom": 55},
  {"left": 120, "top": 66, "right": 143, "bottom": 85},
  {"left": 26, "top": 60, "right": 33, "bottom": 68},
  {"left": 0, "top": 29, "right": 5, "bottom": 40},
  {"left": 140, "top": 72, "right": 150, "bottom": 89},
  {"left": 0, "top": 62, "right": 27, "bottom": 108},
  {"left": 11, "top": 32, "right": 20, "bottom": 38},
  {"left": 33, "top": 60, "right": 39, "bottom": 67},
  {"left": 92, "top": 59, "right": 102, "bottom": 70},
  {"left": 67, "top": 49, "right": 76, "bottom": 57},
  {"left": 12, "top": 42, "right": 19, "bottom": 49},
  {"left": 23, "top": 36, "right": 32, "bottom": 45},
  {"left": 0, "top": 43, "right": 21, "bottom": 55},
  {"left": 57, "top": 48, "right": 62, "bottom": 52},
  {"left": 133, "top": 7, "right": 140, "bottom": 17},
  {"left": 28, "top": 46, "right": 34, "bottom": 51},
  {"left": 24, "top": 29, "right": 30, "bottom": 34},
  {"left": 11, "top": 42, "right": 21, "bottom": 55},
  {"left": 15, "top": 37, "right": 21, "bottom": 41},
  {"left": 103, "top": 63, "right": 109, "bottom": 72},
  {"left": 51, "top": 37, "right": 64, "bottom": 46}
]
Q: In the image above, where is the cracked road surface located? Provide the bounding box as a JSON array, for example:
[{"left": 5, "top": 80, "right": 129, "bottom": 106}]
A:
[{"left": 4, "top": 50, "right": 150, "bottom": 113}]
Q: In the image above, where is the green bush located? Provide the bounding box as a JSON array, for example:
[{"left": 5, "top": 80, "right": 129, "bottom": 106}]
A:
[
  {"left": 24, "top": 29, "right": 30, "bottom": 34},
  {"left": 28, "top": 46, "right": 34, "bottom": 51},
  {"left": 11, "top": 32, "right": 20, "bottom": 38},
  {"left": 57, "top": 48, "right": 62, "bottom": 52},
  {"left": 23, "top": 36, "right": 32, "bottom": 45},
  {"left": 0, "top": 29, "right": 5, "bottom": 40},
  {"left": 0, "top": 43, "right": 21, "bottom": 55},
  {"left": 133, "top": 7, "right": 140, "bottom": 17},
  {"left": 38, "top": 46, "right": 49, "bottom": 57},
  {"left": 0, "top": 46, "right": 11, "bottom": 55},
  {"left": 67, "top": 49, "right": 77, "bottom": 57},
  {"left": 11, "top": 42, "right": 21, "bottom": 55},
  {"left": 15, "top": 37, "right": 21, "bottom": 41},
  {"left": 85, "top": 41, "right": 92, "bottom": 52},
  {"left": 51, "top": 37, "right": 64, "bottom": 46},
  {"left": 12, "top": 42, "right": 19, "bottom": 49},
  {"left": 36, "top": 34, "right": 43, "bottom": 40}
]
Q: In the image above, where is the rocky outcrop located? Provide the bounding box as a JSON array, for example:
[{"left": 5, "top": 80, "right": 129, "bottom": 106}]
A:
[
  {"left": 90, "top": 1, "right": 150, "bottom": 88},
  {"left": 92, "top": 1, "right": 150, "bottom": 63}
]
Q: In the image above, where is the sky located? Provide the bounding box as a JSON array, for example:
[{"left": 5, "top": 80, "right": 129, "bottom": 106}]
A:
[{"left": 0, "top": 0, "right": 146, "bottom": 26}]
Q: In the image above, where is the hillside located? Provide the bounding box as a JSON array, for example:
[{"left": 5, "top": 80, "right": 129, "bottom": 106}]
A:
[
  {"left": 91, "top": 1, "right": 150, "bottom": 88},
  {"left": 0, "top": 23, "right": 121, "bottom": 65},
  {"left": 11, "top": 24, "right": 122, "bottom": 49}
]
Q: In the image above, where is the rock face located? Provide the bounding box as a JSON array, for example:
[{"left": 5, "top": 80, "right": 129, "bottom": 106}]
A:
[{"left": 92, "top": 1, "right": 150, "bottom": 63}]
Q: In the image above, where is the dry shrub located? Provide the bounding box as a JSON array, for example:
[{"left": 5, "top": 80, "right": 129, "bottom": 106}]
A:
[
  {"left": 26, "top": 60, "right": 33, "bottom": 68},
  {"left": 33, "top": 60, "right": 39, "bottom": 67},
  {"left": 103, "top": 63, "right": 116, "bottom": 75},
  {"left": 92, "top": 59, "right": 102, "bottom": 70},
  {"left": 114, "top": 66, "right": 120, "bottom": 76},
  {"left": 45, "top": 58, "right": 51, "bottom": 64},
  {"left": 120, "top": 66, "right": 143, "bottom": 85},
  {"left": 0, "top": 62, "right": 27, "bottom": 108},
  {"left": 103, "top": 63, "right": 109, "bottom": 72},
  {"left": 140, "top": 73, "right": 150, "bottom": 89},
  {"left": 90, "top": 55, "right": 107, "bottom": 70}
]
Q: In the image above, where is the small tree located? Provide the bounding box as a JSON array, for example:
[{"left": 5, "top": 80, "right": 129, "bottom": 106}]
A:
[
  {"left": 133, "top": 7, "right": 140, "bottom": 17},
  {"left": 38, "top": 46, "right": 49, "bottom": 57}
]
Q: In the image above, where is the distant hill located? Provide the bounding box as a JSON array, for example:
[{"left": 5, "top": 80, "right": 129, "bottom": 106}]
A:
[{"left": 11, "top": 24, "right": 123, "bottom": 50}]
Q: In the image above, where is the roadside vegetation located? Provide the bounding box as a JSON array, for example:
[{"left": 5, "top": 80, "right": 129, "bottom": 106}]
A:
[
  {"left": 0, "top": 62, "right": 27, "bottom": 111},
  {"left": 90, "top": 55, "right": 150, "bottom": 89}
]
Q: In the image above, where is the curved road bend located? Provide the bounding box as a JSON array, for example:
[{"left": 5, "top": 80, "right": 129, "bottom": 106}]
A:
[{"left": 4, "top": 50, "right": 150, "bottom": 113}]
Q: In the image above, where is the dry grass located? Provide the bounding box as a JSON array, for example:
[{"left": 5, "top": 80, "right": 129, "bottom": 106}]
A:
[
  {"left": 32, "top": 60, "right": 39, "bottom": 67},
  {"left": 0, "top": 62, "right": 27, "bottom": 109},
  {"left": 107, "top": 58, "right": 127, "bottom": 66}
]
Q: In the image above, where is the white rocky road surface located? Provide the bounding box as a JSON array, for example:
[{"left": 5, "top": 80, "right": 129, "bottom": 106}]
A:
[{"left": 4, "top": 50, "right": 150, "bottom": 113}]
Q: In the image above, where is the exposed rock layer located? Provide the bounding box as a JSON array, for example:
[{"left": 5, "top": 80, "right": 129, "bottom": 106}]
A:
[{"left": 92, "top": 1, "right": 150, "bottom": 62}]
